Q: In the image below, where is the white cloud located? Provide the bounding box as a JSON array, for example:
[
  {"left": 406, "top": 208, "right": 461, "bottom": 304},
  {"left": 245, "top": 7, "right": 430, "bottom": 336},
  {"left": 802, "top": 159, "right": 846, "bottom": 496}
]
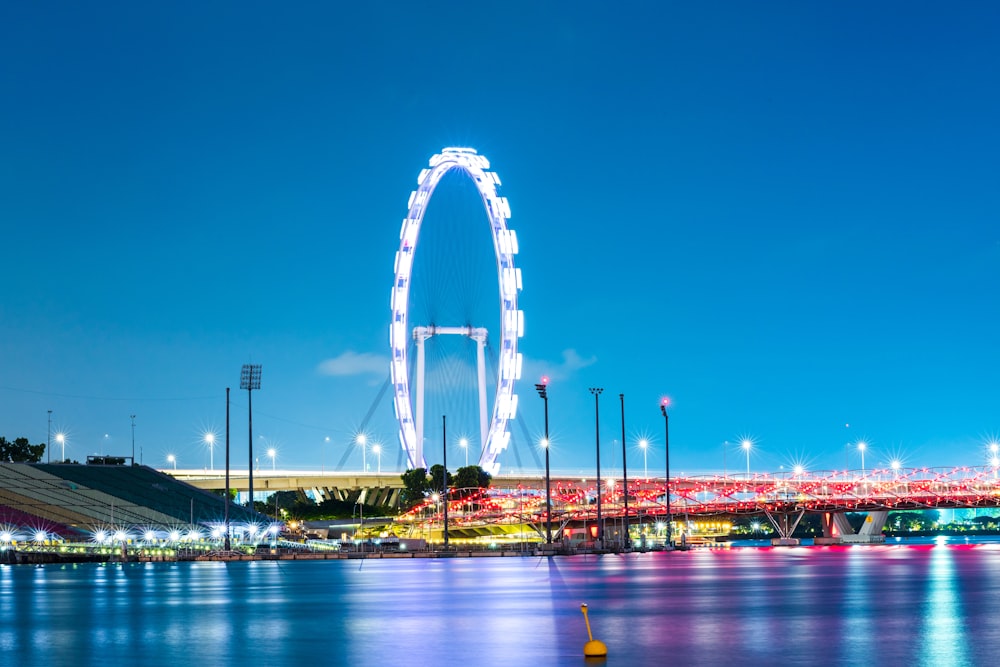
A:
[
  {"left": 316, "top": 351, "right": 388, "bottom": 377},
  {"left": 523, "top": 348, "right": 597, "bottom": 383}
]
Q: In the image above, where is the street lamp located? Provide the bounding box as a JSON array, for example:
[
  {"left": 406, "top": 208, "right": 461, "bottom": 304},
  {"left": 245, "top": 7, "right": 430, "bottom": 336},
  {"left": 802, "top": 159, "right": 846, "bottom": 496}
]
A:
[
  {"left": 267, "top": 447, "right": 276, "bottom": 470},
  {"left": 372, "top": 444, "right": 382, "bottom": 474},
  {"left": 240, "top": 363, "right": 262, "bottom": 509},
  {"left": 56, "top": 433, "right": 65, "bottom": 462},
  {"left": 619, "top": 393, "right": 629, "bottom": 550},
  {"left": 204, "top": 432, "right": 216, "bottom": 471},
  {"left": 459, "top": 438, "right": 468, "bottom": 468},
  {"left": 857, "top": 440, "right": 867, "bottom": 475},
  {"left": 167, "top": 454, "right": 176, "bottom": 470},
  {"left": 535, "top": 377, "right": 552, "bottom": 544},
  {"left": 589, "top": 387, "right": 604, "bottom": 546},
  {"left": 891, "top": 459, "right": 901, "bottom": 478},
  {"left": 441, "top": 415, "right": 449, "bottom": 548},
  {"left": 639, "top": 439, "right": 648, "bottom": 480},
  {"left": 356, "top": 434, "right": 367, "bottom": 472},
  {"left": 660, "top": 398, "right": 672, "bottom": 548},
  {"left": 741, "top": 439, "right": 752, "bottom": 479}
]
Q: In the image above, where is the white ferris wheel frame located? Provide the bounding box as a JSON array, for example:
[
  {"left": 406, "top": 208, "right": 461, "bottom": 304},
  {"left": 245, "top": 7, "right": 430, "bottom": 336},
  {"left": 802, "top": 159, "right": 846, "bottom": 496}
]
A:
[{"left": 389, "top": 147, "right": 523, "bottom": 475}]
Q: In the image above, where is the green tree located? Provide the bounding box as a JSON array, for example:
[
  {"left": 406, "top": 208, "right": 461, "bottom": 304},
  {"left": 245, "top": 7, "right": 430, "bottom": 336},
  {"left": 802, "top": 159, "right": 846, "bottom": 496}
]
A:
[
  {"left": 0, "top": 437, "right": 46, "bottom": 463},
  {"left": 428, "top": 464, "right": 453, "bottom": 494},
  {"left": 401, "top": 467, "right": 431, "bottom": 508},
  {"left": 451, "top": 465, "right": 492, "bottom": 497}
]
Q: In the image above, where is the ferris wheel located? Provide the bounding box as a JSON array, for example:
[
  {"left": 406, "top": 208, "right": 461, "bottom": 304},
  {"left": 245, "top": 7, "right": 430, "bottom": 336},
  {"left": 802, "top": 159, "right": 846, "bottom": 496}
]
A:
[{"left": 389, "top": 147, "right": 523, "bottom": 475}]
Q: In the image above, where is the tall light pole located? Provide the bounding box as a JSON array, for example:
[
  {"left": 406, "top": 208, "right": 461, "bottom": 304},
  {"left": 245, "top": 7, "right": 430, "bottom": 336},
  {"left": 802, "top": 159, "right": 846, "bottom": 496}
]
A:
[
  {"left": 442, "top": 415, "right": 449, "bottom": 548},
  {"left": 639, "top": 439, "right": 648, "bottom": 480},
  {"left": 167, "top": 454, "right": 176, "bottom": 470},
  {"left": 619, "top": 393, "right": 629, "bottom": 550},
  {"left": 267, "top": 447, "right": 276, "bottom": 470},
  {"left": 240, "top": 364, "right": 262, "bottom": 509},
  {"left": 535, "top": 377, "right": 551, "bottom": 544},
  {"left": 225, "top": 387, "right": 231, "bottom": 551},
  {"left": 373, "top": 444, "right": 382, "bottom": 474},
  {"left": 56, "top": 433, "right": 65, "bottom": 462},
  {"left": 205, "top": 432, "right": 215, "bottom": 471},
  {"left": 857, "top": 440, "right": 867, "bottom": 475},
  {"left": 356, "top": 434, "right": 367, "bottom": 472},
  {"left": 589, "top": 387, "right": 604, "bottom": 546},
  {"left": 47, "top": 410, "right": 52, "bottom": 464},
  {"left": 741, "top": 439, "right": 752, "bottom": 479},
  {"left": 130, "top": 414, "right": 136, "bottom": 465},
  {"left": 459, "top": 438, "right": 468, "bottom": 468},
  {"left": 660, "top": 398, "right": 672, "bottom": 548}
]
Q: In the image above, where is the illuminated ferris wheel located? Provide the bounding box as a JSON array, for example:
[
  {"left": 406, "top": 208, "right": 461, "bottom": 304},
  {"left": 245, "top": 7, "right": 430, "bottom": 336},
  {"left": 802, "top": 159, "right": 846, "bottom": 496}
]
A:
[{"left": 389, "top": 147, "right": 523, "bottom": 475}]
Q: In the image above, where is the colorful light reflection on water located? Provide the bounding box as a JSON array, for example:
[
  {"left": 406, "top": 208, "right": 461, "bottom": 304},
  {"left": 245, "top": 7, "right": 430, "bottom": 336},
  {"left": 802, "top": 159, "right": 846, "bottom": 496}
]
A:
[{"left": 3, "top": 543, "right": 1000, "bottom": 666}]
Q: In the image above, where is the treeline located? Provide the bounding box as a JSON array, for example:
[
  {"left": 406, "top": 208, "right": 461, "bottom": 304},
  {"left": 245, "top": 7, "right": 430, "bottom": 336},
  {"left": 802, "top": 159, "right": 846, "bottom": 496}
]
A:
[{"left": 0, "top": 437, "right": 45, "bottom": 463}]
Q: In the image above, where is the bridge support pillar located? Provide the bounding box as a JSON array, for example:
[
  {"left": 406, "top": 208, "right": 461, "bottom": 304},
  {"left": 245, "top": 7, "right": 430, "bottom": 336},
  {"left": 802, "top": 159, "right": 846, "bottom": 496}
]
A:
[
  {"left": 820, "top": 512, "right": 855, "bottom": 538},
  {"left": 764, "top": 508, "right": 804, "bottom": 545}
]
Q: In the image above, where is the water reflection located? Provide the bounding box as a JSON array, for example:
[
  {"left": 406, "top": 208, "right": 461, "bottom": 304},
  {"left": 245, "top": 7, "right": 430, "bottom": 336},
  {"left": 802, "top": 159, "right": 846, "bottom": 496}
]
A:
[{"left": 3, "top": 546, "right": 1000, "bottom": 665}]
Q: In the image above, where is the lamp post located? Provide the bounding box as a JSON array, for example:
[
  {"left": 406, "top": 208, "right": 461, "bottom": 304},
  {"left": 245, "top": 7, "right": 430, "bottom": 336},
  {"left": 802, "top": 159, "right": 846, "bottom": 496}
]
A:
[
  {"left": 589, "top": 387, "right": 604, "bottom": 546},
  {"left": 535, "top": 377, "right": 551, "bottom": 544},
  {"left": 240, "top": 364, "right": 262, "bottom": 509},
  {"left": 225, "top": 387, "right": 231, "bottom": 551},
  {"left": 442, "top": 415, "right": 449, "bottom": 548},
  {"left": 205, "top": 432, "right": 216, "bottom": 471},
  {"left": 741, "top": 439, "right": 752, "bottom": 479},
  {"left": 167, "top": 454, "right": 176, "bottom": 470},
  {"left": 267, "top": 447, "right": 276, "bottom": 471},
  {"left": 130, "top": 414, "right": 136, "bottom": 465},
  {"left": 459, "top": 438, "right": 468, "bottom": 468},
  {"left": 619, "top": 393, "right": 629, "bottom": 550},
  {"left": 639, "top": 439, "right": 648, "bottom": 480},
  {"left": 372, "top": 444, "right": 382, "bottom": 474},
  {"left": 660, "top": 398, "right": 672, "bottom": 549},
  {"left": 56, "top": 433, "right": 65, "bottom": 462},
  {"left": 857, "top": 441, "right": 867, "bottom": 476},
  {"left": 356, "top": 434, "right": 367, "bottom": 472}
]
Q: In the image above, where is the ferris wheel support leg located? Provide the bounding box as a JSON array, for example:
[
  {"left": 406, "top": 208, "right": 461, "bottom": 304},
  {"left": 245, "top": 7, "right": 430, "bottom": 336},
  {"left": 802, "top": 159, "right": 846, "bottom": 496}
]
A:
[
  {"left": 415, "top": 334, "right": 426, "bottom": 469},
  {"left": 476, "top": 336, "right": 488, "bottom": 465}
]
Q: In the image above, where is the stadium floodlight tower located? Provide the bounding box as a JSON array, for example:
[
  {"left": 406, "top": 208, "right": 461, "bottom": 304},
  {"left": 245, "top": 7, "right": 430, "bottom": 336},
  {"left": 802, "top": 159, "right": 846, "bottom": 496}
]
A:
[
  {"left": 240, "top": 364, "right": 262, "bottom": 507},
  {"left": 390, "top": 147, "right": 523, "bottom": 475}
]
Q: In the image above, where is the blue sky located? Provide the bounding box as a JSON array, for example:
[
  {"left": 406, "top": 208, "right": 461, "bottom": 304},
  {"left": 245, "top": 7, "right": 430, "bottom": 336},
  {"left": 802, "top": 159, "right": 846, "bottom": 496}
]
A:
[{"left": 1, "top": 3, "right": 998, "bottom": 478}]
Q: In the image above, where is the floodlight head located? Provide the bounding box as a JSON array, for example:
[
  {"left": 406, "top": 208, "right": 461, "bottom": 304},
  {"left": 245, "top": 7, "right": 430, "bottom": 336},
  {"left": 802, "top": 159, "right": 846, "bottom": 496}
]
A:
[
  {"left": 240, "top": 364, "right": 262, "bottom": 390},
  {"left": 589, "top": 387, "right": 603, "bottom": 396}
]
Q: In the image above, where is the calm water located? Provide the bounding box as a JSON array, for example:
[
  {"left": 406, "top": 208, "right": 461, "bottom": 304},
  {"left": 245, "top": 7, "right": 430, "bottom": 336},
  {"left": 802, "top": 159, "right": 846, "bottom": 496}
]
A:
[{"left": 4, "top": 540, "right": 1000, "bottom": 666}]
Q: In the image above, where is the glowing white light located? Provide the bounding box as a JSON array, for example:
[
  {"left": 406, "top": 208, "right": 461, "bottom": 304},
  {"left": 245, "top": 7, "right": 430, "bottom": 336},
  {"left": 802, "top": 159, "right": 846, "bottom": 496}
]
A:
[
  {"left": 268, "top": 525, "right": 279, "bottom": 535},
  {"left": 246, "top": 524, "right": 259, "bottom": 536},
  {"left": 186, "top": 530, "right": 201, "bottom": 541},
  {"left": 390, "top": 147, "right": 522, "bottom": 474},
  {"left": 169, "top": 530, "right": 181, "bottom": 541},
  {"left": 793, "top": 465, "right": 804, "bottom": 476},
  {"left": 0, "top": 531, "right": 12, "bottom": 543},
  {"left": 211, "top": 527, "right": 224, "bottom": 538},
  {"left": 144, "top": 530, "right": 157, "bottom": 542},
  {"left": 34, "top": 530, "right": 47, "bottom": 542},
  {"left": 93, "top": 530, "right": 108, "bottom": 543},
  {"left": 114, "top": 531, "right": 128, "bottom": 542},
  {"left": 891, "top": 459, "right": 901, "bottom": 471}
]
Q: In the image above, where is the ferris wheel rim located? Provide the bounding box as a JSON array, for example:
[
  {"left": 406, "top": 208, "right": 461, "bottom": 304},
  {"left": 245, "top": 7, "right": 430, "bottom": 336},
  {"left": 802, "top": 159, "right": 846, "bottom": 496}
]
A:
[{"left": 389, "top": 147, "right": 523, "bottom": 475}]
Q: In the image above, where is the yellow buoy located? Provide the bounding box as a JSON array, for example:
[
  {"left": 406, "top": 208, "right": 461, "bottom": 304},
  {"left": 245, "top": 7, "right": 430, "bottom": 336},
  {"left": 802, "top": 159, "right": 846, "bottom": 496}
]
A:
[{"left": 580, "top": 603, "right": 608, "bottom": 657}]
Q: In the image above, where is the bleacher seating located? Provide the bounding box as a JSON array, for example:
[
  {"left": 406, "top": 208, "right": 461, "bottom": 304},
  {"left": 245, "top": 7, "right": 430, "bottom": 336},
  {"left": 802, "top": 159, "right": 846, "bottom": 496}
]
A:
[{"left": 0, "top": 463, "right": 267, "bottom": 535}]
